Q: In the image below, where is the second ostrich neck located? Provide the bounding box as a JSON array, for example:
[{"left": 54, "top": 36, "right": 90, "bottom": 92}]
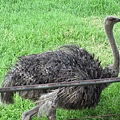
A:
[{"left": 105, "top": 24, "right": 119, "bottom": 71}]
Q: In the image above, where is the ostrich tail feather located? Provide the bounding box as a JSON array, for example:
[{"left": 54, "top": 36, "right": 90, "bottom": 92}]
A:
[{"left": 1, "top": 74, "right": 15, "bottom": 104}]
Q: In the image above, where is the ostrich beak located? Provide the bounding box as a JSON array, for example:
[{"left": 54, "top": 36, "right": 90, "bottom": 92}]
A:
[
  {"left": 119, "top": 54, "right": 120, "bottom": 72},
  {"left": 116, "top": 18, "right": 120, "bottom": 22}
]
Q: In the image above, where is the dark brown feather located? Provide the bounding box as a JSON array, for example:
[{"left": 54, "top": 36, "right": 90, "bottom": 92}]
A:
[{"left": 1, "top": 45, "right": 117, "bottom": 109}]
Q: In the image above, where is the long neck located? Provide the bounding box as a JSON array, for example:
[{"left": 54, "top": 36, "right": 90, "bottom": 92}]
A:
[{"left": 104, "top": 24, "right": 119, "bottom": 71}]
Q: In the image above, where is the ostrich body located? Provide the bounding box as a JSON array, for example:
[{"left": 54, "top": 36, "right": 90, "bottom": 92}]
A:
[{"left": 1, "top": 16, "right": 120, "bottom": 120}]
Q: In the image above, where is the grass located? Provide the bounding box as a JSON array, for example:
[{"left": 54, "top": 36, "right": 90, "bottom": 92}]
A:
[{"left": 0, "top": 0, "right": 120, "bottom": 119}]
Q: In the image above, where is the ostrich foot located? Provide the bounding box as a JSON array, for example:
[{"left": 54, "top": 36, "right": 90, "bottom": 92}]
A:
[{"left": 22, "top": 105, "right": 39, "bottom": 120}]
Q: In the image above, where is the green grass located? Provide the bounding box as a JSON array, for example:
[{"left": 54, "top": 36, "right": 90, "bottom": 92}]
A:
[{"left": 0, "top": 0, "right": 120, "bottom": 119}]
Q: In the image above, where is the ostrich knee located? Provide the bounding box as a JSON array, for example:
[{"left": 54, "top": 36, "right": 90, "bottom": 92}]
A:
[{"left": 47, "top": 108, "right": 56, "bottom": 120}]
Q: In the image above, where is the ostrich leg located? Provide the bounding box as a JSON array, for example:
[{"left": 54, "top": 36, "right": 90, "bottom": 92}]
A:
[
  {"left": 47, "top": 108, "right": 56, "bottom": 120},
  {"left": 22, "top": 105, "right": 39, "bottom": 120}
]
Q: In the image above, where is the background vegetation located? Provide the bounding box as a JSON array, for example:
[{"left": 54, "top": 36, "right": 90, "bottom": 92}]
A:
[{"left": 0, "top": 0, "right": 120, "bottom": 119}]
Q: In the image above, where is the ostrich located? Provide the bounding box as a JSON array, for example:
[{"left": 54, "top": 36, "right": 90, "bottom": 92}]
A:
[{"left": 1, "top": 16, "right": 120, "bottom": 120}]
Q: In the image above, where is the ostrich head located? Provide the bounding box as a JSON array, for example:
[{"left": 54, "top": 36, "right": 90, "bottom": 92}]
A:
[
  {"left": 104, "top": 16, "right": 120, "bottom": 26},
  {"left": 104, "top": 16, "right": 120, "bottom": 75}
]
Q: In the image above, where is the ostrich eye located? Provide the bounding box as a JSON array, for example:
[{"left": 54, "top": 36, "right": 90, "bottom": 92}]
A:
[{"left": 110, "top": 17, "right": 116, "bottom": 21}]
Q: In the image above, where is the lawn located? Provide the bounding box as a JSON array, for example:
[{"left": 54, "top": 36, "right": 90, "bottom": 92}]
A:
[{"left": 0, "top": 0, "right": 120, "bottom": 120}]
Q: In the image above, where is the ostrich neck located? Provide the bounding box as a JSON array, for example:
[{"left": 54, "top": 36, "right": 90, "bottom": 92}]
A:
[{"left": 105, "top": 24, "right": 119, "bottom": 71}]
